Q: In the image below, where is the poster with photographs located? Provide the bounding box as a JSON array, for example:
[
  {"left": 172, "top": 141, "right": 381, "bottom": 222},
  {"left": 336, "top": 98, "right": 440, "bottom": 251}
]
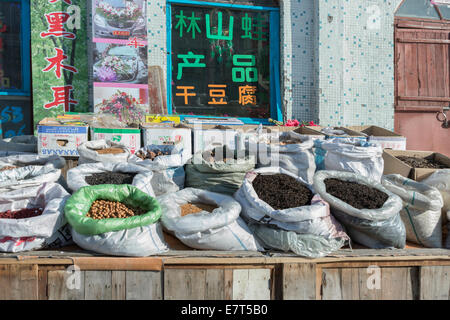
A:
[
  {"left": 90, "top": 0, "right": 148, "bottom": 125},
  {"left": 93, "top": 0, "right": 147, "bottom": 40}
]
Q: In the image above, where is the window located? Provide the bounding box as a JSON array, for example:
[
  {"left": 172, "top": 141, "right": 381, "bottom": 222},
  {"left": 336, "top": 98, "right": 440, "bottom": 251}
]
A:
[
  {"left": 167, "top": 0, "right": 281, "bottom": 123},
  {"left": 0, "top": 0, "right": 30, "bottom": 96}
]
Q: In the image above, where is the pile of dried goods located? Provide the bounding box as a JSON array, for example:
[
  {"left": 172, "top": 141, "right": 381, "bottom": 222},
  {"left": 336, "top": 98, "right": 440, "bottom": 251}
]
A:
[
  {"left": 95, "top": 148, "right": 124, "bottom": 155},
  {"left": 180, "top": 203, "right": 217, "bottom": 217},
  {"left": 252, "top": 174, "right": 313, "bottom": 210},
  {"left": 0, "top": 208, "right": 44, "bottom": 219},
  {"left": 135, "top": 149, "right": 170, "bottom": 161},
  {"left": 0, "top": 166, "right": 18, "bottom": 172},
  {"left": 85, "top": 172, "right": 137, "bottom": 185},
  {"left": 325, "top": 178, "right": 388, "bottom": 209},
  {"left": 396, "top": 156, "right": 449, "bottom": 169},
  {"left": 87, "top": 200, "right": 146, "bottom": 219}
]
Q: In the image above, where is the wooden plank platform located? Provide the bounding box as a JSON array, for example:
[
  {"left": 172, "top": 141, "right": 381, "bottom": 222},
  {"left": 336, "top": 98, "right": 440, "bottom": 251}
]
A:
[{"left": 0, "top": 247, "right": 449, "bottom": 300}]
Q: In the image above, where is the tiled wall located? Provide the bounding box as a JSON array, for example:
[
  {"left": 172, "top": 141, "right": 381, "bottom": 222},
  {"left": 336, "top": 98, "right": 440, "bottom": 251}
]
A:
[
  {"left": 315, "top": 0, "right": 402, "bottom": 130},
  {"left": 148, "top": 0, "right": 402, "bottom": 130}
]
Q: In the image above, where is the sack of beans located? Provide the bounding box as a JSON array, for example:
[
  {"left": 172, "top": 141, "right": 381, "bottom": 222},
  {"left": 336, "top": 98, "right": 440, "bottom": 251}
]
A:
[
  {"left": 381, "top": 174, "right": 443, "bottom": 248},
  {"left": 234, "top": 167, "right": 349, "bottom": 257},
  {"left": 314, "top": 138, "right": 384, "bottom": 181},
  {"left": 77, "top": 139, "right": 131, "bottom": 165},
  {"left": 314, "top": 170, "right": 405, "bottom": 249},
  {"left": 422, "top": 170, "right": 450, "bottom": 248},
  {"left": 65, "top": 184, "right": 168, "bottom": 256},
  {"left": 129, "top": 144, "right": 191, "bottom": 171},
  {"left": 0, "top": 183, "right": 71, "bottom": 253},
  {"left": 0, "top": 135, "right": 37, "bottom": 153},
  {"left": 66, "top": 162, "right": 155, "bottom": 196},
  {"left": 248, "top": 131, "right": 316, "bottom": 184},
  {"left": 0, "top": 154, "right": 66, "bottom": 192},
  {"left": 158, "top": 188, "right": 263, "bottom": 251},
  {"left": 185, "top": 146, "right": 255, "bottom": 195}
]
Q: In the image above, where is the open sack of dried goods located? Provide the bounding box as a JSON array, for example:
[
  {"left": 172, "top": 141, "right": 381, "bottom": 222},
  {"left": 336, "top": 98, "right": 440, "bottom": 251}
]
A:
[
  {"left": 0, "top": 183, "right": 71, "bottom": 253},
  {"left": 129, "top": 144, "right": 187, "bottom": 196},
  {"left": 66, "top": 162, "right": 155, "bottom": 196},
  {"left": 247, "top": 130, "right": 316, "bottom": 184},
  {"left": 422, "top": 170, "right": 450, "bottom": 248},
  {"left": 185, "top": 146, "right": 255, "bottom": 195},
  {"left": 314, "top": 170, "right": 405, "bottom": 249},
  {"left": 314, "top": 138, "right": 384, "bottom": 181},
  {"left": 0, "top": 135, "right": 37, "bottom": 153},
  {"left": 158, "top": 188, "right": 262, "bottom": 251},
  {"left": 381, "top": 174, "right": 443, "bottom": 248},
  {"left": 129, "top": 144, "right": 191, "bottom": 171},
  {"left": 77, "top": 139, "right": 131, "bottom": 165},
  {"left": 65, "top": 184, "right": 168, "bottom": 256},
  {"left": 234, "top": 167, "right": 349, "bottom": 258},
  {"left": 0, "top": 154, "right": 66, "bottom": 192}
]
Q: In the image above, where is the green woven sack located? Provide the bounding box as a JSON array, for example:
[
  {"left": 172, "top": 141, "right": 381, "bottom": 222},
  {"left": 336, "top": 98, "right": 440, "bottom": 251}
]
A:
[{"left": 65, "top": 184, "right": 162, "bottom": 236}]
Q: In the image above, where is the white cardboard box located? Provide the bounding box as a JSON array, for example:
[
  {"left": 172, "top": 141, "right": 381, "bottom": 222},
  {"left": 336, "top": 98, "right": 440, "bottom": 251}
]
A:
[
  {"left": 37, "top": 118, "right": 88, "bottom": 157},
  {"left": 91, "top": 127, "right": 141, "bottom": 155},
  {"left": 142, "top": 124, "right": 192, "bottom": 156}
]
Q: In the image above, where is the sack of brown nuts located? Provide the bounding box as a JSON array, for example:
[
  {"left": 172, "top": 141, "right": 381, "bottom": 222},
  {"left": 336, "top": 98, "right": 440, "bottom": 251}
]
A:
[{"left": 65, "top": 184, "right": 168, "bottom": 256}]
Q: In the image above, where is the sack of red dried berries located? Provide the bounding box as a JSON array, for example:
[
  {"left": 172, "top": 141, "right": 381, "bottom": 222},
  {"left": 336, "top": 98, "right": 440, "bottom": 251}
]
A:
[{"left": 0, "top": 183, "right": 71, "bottom": 253}]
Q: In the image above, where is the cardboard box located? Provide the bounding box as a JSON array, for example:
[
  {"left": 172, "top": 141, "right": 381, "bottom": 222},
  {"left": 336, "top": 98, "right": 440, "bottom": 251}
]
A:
[
  {"left": 141, "top": 123, "right": 192, "bottom": 155},
  {"left": 188, "top": 124, "right": 237, "bottom": 153},
  {"left": 312, "top": 126, "right": 367, "bottom": 140},
  {"left": 383, "top": 149, "right": 450, "bottom": 181},
  {"left": 91, "top": 127, "right": 141, "bottom": 155},
  {"left": 37, "top": 118, "right": 89, "bottom": 157},
  {"left": 348, "top": 125, "right": 406, "bottom": 150}
]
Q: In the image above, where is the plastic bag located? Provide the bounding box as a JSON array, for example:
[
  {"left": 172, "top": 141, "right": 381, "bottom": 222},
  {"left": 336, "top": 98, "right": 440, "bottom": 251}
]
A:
[
  {"left": 71, "top": 223, "right": 168, "bottom": 257},
  {"left": 314, "top": 170, "right": 405, "bottom": 249},
  {"left": 0, "top": 183, "right": 70, "bottom": 252},
  {"left": 234, "top": 167, "right": 348, "bottom": 239},
  {"left": 185, "top": 147, "right": 255, "bottom": 195},
  {"left": 249, "top": 131, "right": 316, "bottom": 184},
  {"left": 66, "top": 162, "right": 155, "bottom": 196},
  {"left": 422, "top": 170, "right": 450, "bottom": 249},
  {"left": 422, "top": 170, "right": 450, "bottom": 215},
  {"left": 0, "top": 164, "right": 63, "bottom": 192},
  {"left": 382, "top": 174, "right": 443, "bottom": 248},
  {"left": 248, "top": 223, "right": 348, "bottom": 258},
  {"left": 0, "top": 153, "right": 65, "bottom": 169},
  {"left": 77, "top": 139, "right": 131, "bottom": 165},
  {"left": 151, "top": 166, "right": 185, "bottom": 196},
  {"left": 0, "top": 135, "right": 37, "bottom": 153},
  {"left": 158, "top": 188, "right": 262, "bottom": 251},
  {"left": 314, "top": 138, "right": 384, "bottom": 181},
  {"left": 129, "top": 144, "right": 191, "bottom": 171}
]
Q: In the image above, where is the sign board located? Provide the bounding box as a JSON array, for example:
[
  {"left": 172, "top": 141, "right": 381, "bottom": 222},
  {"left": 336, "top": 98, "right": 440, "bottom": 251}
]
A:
[
  {"left": 31, "top": 0, "right": 89, "bottom": 130},
  {"left": 170, "top": 4, "right": 272, "bottom": 119}
]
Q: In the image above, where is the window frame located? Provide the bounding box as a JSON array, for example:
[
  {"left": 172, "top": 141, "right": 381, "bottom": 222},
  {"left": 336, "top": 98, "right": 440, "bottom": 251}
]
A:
[
  {"left": 0, "top": 0, "right": 31, "bottom": 97},
  {"left": 166, "top": 0, "right": 282, "bottom": 124}
]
